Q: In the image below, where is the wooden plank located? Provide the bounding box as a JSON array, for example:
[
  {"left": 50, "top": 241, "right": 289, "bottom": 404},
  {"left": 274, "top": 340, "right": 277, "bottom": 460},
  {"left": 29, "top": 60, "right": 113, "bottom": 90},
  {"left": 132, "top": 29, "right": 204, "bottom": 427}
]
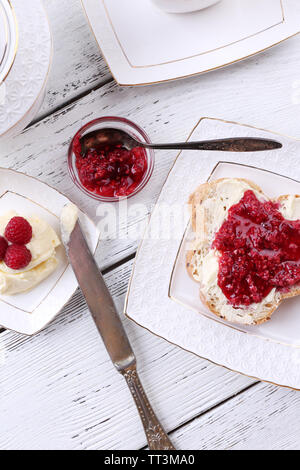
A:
[
  {"left": 170, "top": 381, "right": 300, "bottom": 450},
  {"left": 0, "top": 259, "right": 253, "bottom": 450},
  {"left": 37, "top": 0, "right": 111, "bottom": 119}
]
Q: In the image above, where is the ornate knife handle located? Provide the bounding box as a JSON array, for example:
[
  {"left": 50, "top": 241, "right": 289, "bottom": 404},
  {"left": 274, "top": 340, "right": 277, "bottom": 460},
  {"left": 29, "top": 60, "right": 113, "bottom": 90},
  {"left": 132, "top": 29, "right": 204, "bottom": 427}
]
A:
[{"left": 122, "top": 365, "right": 176, "bottom": 450}]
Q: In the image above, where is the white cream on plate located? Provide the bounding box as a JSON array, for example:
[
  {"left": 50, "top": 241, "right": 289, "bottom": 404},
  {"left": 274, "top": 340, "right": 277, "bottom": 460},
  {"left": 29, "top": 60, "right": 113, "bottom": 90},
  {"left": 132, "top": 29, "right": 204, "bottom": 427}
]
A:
[
  {"left": 0, "top": 211, "right": 61, "bottom": 295},
  {"left": 60, "top": 203, "right": 79, "bottom": 246}
]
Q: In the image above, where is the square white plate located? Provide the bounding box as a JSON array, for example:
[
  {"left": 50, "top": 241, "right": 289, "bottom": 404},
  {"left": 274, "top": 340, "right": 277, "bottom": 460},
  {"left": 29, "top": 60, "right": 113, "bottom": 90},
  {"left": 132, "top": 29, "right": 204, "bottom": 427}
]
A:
[
  {"left": 125, "top": 117, "right": 300, "bottom": 390},
  {"left": 81, "top": 0, "right": 299, "bottom": 85},
  {"left": 170, "top": 162, "right": 300, "bottom": 348},
  {"left": 0, "top": 168, "right": 99, "bottom": 336}
]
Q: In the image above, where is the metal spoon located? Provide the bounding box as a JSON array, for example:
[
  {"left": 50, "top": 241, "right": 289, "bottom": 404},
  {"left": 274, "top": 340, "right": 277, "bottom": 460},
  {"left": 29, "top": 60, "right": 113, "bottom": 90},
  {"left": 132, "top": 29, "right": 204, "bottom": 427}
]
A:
[{"left": 79, "top": 128, "right": 282, "bottom": 156}]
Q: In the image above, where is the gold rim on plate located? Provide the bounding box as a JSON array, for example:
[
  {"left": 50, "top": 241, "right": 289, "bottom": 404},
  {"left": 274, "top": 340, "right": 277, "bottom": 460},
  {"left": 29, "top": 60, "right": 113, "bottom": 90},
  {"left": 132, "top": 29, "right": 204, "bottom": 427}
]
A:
[
  {"left": 0, "top": 0, "right": 18, "bottom": 86},
  {"left": 0, "top": 3, "right": 9, "bottom": 67}
]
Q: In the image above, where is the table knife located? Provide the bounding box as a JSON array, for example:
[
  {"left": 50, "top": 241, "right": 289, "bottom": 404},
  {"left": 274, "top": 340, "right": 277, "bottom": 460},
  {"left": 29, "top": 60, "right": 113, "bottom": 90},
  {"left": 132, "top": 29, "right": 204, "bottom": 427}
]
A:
[{"left": 61, "top": 217, "right": 175, "bottom": 451}]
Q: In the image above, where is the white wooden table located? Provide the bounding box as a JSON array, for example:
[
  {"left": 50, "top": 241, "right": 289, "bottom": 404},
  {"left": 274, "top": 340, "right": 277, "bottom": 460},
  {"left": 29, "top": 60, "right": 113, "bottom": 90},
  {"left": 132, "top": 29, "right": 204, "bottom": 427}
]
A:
[{"left": 0, "top": 0, "right": 300, "bottom": 450}]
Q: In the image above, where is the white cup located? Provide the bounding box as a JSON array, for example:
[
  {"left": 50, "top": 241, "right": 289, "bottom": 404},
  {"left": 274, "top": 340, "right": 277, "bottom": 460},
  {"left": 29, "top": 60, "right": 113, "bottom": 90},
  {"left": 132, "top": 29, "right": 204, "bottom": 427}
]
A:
[{"left": 151, "top": 0, "right": 222, "bottom": 14}]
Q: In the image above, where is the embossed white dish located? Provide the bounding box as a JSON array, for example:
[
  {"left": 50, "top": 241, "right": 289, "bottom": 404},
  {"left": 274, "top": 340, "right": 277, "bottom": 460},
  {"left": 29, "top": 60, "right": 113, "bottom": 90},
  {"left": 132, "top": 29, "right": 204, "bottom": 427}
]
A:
[
  {"left": 81, "top": 0, "right": 299, "bottom": 86},
  {"left": 0, "top": 168, "right": 99, "bottom": 336},
  {"left": 0, "top": 0, "right": 18, "bottom": 85},
  {"left": 125, "top": 117, "right": 300, "bottom": 390},
  {"left": 0, "top": 0, "right": 52, "bottom": 140}
]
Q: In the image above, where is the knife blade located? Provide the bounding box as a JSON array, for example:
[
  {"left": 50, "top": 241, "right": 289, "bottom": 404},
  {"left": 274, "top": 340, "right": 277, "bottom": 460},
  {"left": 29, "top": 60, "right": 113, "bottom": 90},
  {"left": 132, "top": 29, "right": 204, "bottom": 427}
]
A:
[
  {"left": 60, "top": 209, "right": 175, "bottom": 450},
  {"left": 63, "top": 220, "right": 135, "bottom": 371}
]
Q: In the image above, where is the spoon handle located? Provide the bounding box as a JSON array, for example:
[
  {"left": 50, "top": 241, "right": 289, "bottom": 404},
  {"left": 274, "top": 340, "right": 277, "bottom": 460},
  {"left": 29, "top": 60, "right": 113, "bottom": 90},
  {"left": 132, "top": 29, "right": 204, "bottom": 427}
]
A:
[{"left": 142, "top": 137, "right": 282, "bottom": 152}]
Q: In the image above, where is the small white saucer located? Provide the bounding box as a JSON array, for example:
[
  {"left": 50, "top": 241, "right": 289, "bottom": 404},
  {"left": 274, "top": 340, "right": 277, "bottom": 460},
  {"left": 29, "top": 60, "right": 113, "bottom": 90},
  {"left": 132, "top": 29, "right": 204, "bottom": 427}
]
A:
[
  {"left": 81, "top": 0, "right": 300, "bottom": 85},
  {"left": 0, "top": 168, "right": 99, "bottom": 336}
]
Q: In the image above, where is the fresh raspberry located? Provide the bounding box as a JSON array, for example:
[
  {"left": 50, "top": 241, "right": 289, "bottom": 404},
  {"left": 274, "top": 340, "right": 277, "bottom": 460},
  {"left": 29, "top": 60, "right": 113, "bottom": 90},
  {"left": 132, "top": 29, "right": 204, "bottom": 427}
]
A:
[
  {"left": 5, "top": 217, "right": 33, "bottom": 245},
  {"left": 4, "top": 245, "right": 32, "bottom": 270},
  {"left": 0, "top": 236, "right": 8, "bottom": 260}
]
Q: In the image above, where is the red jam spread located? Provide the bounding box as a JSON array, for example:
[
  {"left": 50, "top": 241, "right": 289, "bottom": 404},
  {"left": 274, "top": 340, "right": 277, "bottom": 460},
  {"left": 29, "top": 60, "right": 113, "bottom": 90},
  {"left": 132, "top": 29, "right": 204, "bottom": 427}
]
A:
[
  {"left": 212, "top": 190, "right": 300, "bottom": 306},
  {"left": 73, "top": 135, "right": 147, "bottom": 198}
]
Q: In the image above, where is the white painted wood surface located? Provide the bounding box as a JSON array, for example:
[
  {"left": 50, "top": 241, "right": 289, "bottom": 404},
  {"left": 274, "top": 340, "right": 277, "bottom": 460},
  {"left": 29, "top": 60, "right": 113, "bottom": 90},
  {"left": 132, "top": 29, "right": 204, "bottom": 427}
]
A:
[
  {"left": 0, "top": 261, "right": 253, "bottom": 450},
  {"left": 38, "top": 0, "right": 111, "bottom": 119},
  {"left": 170, "top": 382, "right": 300, "bottom": 450},
  {"left": 0, "top": 0, "right": 299, "bottom": 450}
]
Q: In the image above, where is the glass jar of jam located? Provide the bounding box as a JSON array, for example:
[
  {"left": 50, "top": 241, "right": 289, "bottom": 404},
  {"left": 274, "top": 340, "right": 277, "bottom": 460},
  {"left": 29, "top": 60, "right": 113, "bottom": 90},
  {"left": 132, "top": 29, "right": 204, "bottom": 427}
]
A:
[{"left": 68, "top": 117, "right": 155, "bottom": 202}]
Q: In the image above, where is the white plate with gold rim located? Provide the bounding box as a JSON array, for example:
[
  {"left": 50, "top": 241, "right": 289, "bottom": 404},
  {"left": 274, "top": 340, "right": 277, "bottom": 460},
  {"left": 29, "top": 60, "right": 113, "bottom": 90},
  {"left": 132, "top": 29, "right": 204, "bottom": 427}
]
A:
[
  {"left": 125, "top": 117, "right": 300, "bottom": 390},
  {"left": 81, "top": 0, "right": 299, "bottom": 86},
  {"left": 0, "top": 0, "right": 51, "bottom": 140},
  {"left": 0, "top": 0, "right": 18, "bottom": 85},
  {"left": 0, "top": 168, "right": 99, "bottom": 336}
]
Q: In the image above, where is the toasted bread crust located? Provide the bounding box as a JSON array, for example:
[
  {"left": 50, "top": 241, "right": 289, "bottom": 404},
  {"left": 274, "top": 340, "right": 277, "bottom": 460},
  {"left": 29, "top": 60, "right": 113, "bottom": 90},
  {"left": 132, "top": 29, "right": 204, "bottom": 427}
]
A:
[
  {"left": 187, "top": 178, "right": 300, "bottom": 325},
  {"left": 186, "top": 250, "right": 195, "bottom": 280}
]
